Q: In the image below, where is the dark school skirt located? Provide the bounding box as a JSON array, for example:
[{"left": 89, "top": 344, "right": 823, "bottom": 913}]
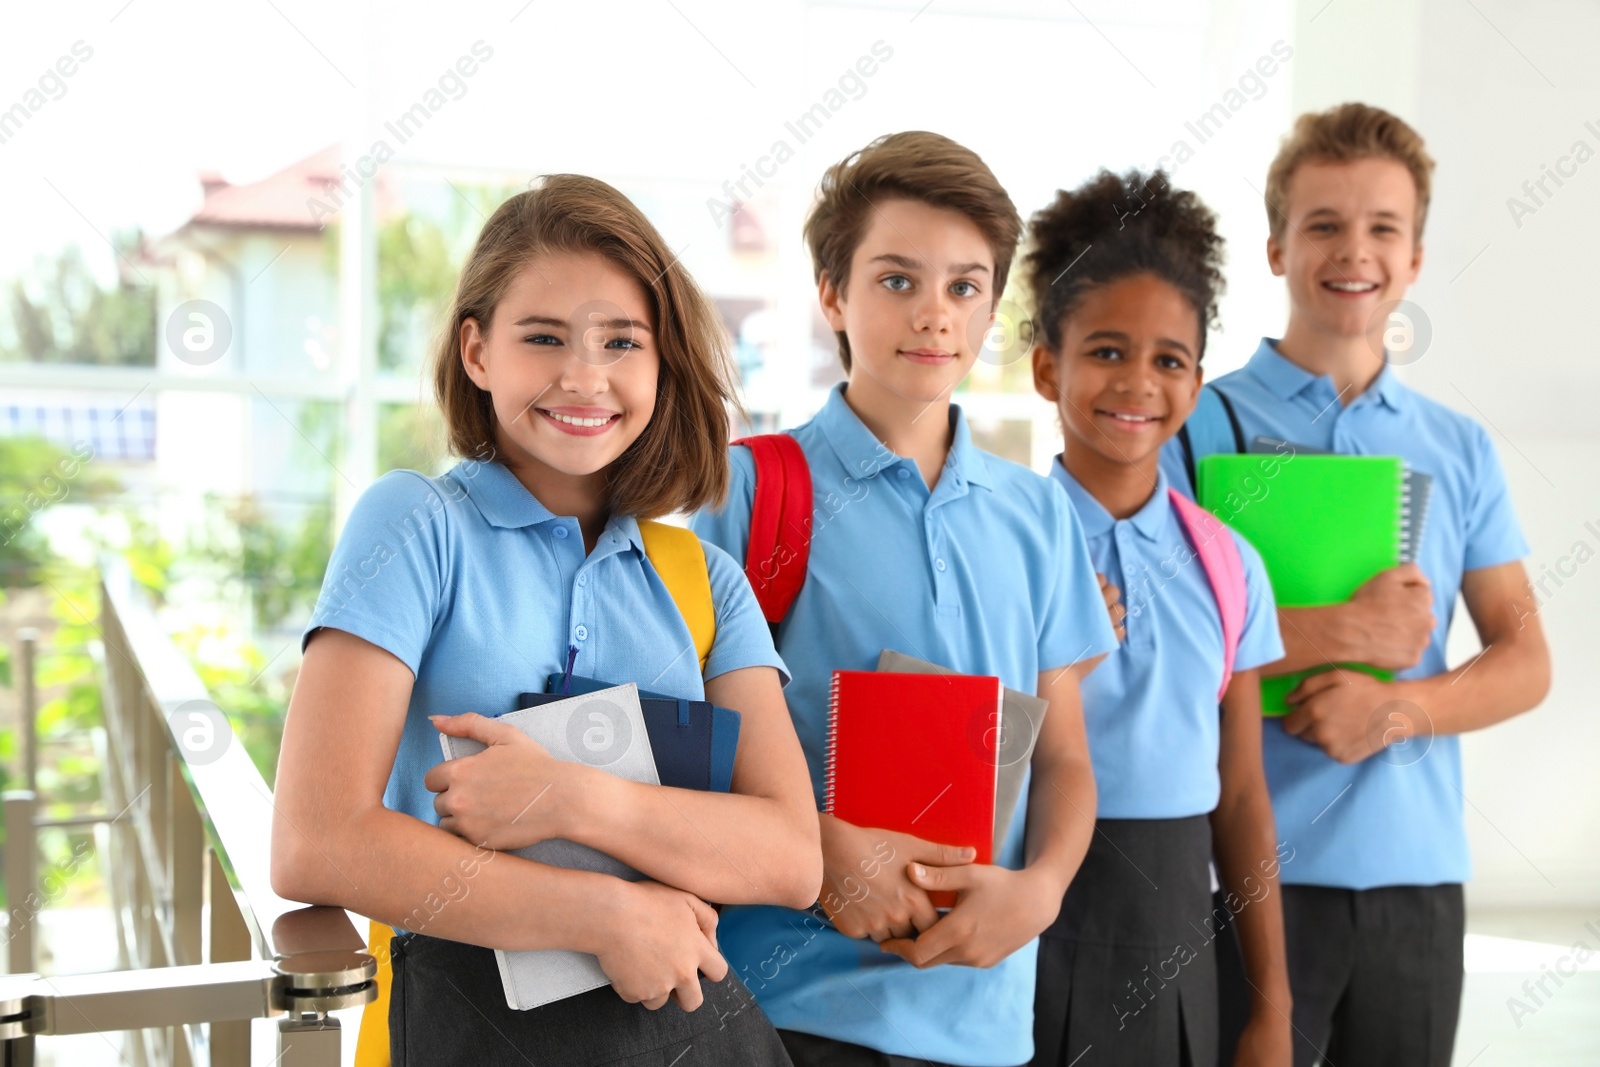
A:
[
  {"left": 389, "top": 933, "right": 793, "bottom": 1067},
  {"left": 1033, "top": 815, "right": 1218, "bottom": 1067}
]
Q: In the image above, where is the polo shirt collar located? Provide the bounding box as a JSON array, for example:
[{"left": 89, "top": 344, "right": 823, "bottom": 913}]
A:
[
  {"left": 1245, "top": 338, "right": 1318, "bottom": 402},
  {"left": 455, "top": 459, "right": 557, "bottom": 528},
  {"left": 1050, "top": 457, "right": 1170, "bottom": 542},
  {"left": 816, "top": 383, "right": 993, "bottom": 490},
  {"left": 1245, "top": 337, "right": 1409, "bottom": 413},
  {"left": 1365, "top": 364, "right": 1410, "bottom": 413},
  {"left": 453, "top": 459, "right": 647, "bottom": 554}
]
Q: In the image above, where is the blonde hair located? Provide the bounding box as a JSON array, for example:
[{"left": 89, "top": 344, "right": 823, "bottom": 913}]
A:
[
  {"left": 1265, "top": 103, "right": 1435, "bottom": 242},
  {"left": 432, "top": 174, "right": 740, "bottom": 518}
]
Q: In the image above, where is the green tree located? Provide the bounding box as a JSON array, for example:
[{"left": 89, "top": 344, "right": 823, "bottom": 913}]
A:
[
  {"left": 380, "top": 402, "right": 448, "bottom": 475},
  {"left": 324, "top": 183, "right": 525, "bottom": 376},
  {"left": 0, "top": 437, "right": 120, "bottom": 587},
  {"left": 0, "top": 232, "right": 156, "bottom": 366},
  {"left": 192, "top": 495, "right": 332, "bottom": 633},
  {"left": 322, "top": 210, "right": 461, "bottom": 375},
  {"left": 377, "top": 215, "right": 457, "bottom": 373}
]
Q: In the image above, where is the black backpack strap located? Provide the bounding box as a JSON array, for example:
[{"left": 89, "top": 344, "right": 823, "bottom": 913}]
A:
[
  {"left": 1214, "top": 386, "right": 1247, "bottom": 453},
  {"left": 1177, "top": 421, "right": 1198, "bottom": 495},
  {"left": 1178, "top": 384, "right": 1246, "bottom": 493}
]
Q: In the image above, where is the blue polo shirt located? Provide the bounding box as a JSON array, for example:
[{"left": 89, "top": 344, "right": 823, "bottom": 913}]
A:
[
  {"left": 1163, "top": 339, "right": 1530, "bottom": 889},
  {"left": 301, "top": 457, "right": 787, "bottom": 840},
  {"left": 691, "top": 383, "right": 1116, "bottom": 1067},
  {"left": 1051, "top": 462, "right": 1284, "bottom": 819}
]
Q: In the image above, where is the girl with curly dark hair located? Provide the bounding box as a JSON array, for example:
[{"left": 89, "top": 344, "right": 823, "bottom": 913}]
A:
[{"left": 1025, "top": 170, "right": 1293, "bottom": 1067}]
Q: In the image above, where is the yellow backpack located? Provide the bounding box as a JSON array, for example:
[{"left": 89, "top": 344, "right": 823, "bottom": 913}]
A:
[{"left": 354, "top": 520, "right": 714, "bottom": 1065}]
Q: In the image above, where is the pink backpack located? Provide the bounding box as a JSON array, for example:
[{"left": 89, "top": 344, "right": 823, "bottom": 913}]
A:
[{"left": 1168, "top": 488, "right": 1248, "bottom": 701}]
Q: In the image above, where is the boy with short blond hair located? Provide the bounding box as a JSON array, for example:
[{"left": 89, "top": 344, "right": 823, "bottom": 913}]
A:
[
  {"left": 1171, "top": 102, "right": 1552, "bottom": 1067},
  {"left": 693, "top": 131, "right": 1116, "bottom": 1067}
]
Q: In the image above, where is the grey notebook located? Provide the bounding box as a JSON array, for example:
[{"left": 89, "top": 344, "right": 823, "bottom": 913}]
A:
[
  {"left": 437, "top": 683, "right": 658, "bottom": 1010},
  {"left": 876, "top": 650, "right": 1047, "bottom": 854}
]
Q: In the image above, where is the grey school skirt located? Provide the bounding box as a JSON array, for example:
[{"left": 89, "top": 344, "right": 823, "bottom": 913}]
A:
[
  {"left": 389, "top": 933, "right": 793, "bottom": 1066},
  {"left": 1033, "top": 815, "right": 1218, "bottom": 1067}
]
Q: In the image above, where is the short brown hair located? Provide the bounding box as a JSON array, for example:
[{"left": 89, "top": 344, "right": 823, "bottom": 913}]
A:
[
  {"left": 804, "top": 131, "right": 1022, "bottom": 371},
  {"left": 432, "top": 174, "right": 740, "bottom": 518},
  {"left": 1265, "top": 103, "right": 1435, "bottom": 243}
]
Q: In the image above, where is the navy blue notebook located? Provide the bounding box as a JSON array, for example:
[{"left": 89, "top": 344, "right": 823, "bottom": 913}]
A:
[{"left": 514, "top": 674, "right": 740, "bottom": 793}]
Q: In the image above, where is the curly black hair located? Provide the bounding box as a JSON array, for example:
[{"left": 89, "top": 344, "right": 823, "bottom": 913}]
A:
[{"left": 1023, "top": 169, "right": 1225, "bottom": 361}]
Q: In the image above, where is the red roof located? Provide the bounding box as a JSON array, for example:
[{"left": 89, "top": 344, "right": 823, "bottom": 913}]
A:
[{"left": 185, "top": 144, "right": 400, "bottom": 232}]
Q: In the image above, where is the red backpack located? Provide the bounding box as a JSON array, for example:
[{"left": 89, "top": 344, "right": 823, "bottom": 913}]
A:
[{"left": 734, "top": 435, "right": 1247, "bottom": 700}]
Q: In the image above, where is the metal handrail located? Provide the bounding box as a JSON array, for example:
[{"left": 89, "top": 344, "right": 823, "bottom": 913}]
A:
[{"left": 0, "top": 558, "right": 375, "bottom": 1065}]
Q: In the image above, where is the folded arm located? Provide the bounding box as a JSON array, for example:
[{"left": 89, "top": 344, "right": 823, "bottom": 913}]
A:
[
  {"left": 274, "top": 629, "right": 744, "bottom": 1015},
  {"left": 880, "top": 657, "right": 1103, "bottom": 969},
  {"left": 429, "top": 664, "right": 822, "bottom": 909},
  {"left": 1270, "top": 562, "right": 1434, "bottom": 676},
  {"left": 1283, "top": 561, "right": 1550, "bottom": 761},
  {"left": 1397, "top": 560, "right": 1550, "bottom": 735}
]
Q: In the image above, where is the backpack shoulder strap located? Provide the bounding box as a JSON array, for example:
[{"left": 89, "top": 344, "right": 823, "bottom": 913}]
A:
[
  {"left": 357, "top": 920, "right": 393, "bottom": 1067},
  {"left": 1175, "top": 384, "right": 1249, "bottom": 492},
  {"left": 638, "top": 520, "right": 716, "bottom": 673},
  {"left": 732, "top": 434, "right": 813, "bottom": 634},
  {"left": 1167, "top": 488, "right": 1248, "bottom": 702}
]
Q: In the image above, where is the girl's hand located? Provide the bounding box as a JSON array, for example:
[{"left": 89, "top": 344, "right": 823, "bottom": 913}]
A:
[
  {"left": 1232, "top": 1007, "right": 1293, "bottom": 1067},
  {"left": 818, "top": 814, "right": 976, "bottom": 942},
  {"left": 595, "top": 880, "right": 727, "bottom": 1011},
  {"left": 878, "top": 862, "right": 1061, "bottom": 969},
  {"left": 424, "top": 713, "right": 584, "bottom": 850},
  {"left": 1098, "top": 572, "right": 1127, "bottom": 642}
]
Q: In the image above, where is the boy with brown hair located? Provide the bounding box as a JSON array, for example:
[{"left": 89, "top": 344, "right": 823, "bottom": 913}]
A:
[
  {"left": 1168, "top": 103, "right": 1552, "bottom": 1067},
  {"left": 692, "top": 131, "right": 1116, "bottom": 1066}
]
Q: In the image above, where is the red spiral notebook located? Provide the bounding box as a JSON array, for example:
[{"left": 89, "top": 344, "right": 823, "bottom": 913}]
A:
[{"left": 825, "top": 670, "right": 1002, "bottom": 908}]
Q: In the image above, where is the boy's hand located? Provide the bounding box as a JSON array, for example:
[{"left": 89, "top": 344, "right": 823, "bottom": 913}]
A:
[
  {"left": 1232, "top": 1008, "right": 1293, "bottom": 1067},
  {"left": 1283, "top": 670, "right": 1406, "bottom": 763},
  {"left": 596, "top": 880, "right": 726, "bottom": 1011},
  {"left": 876, "top": 862, "right": 1060, "bottom": 969},
  {"left": 818, "top": 814, "right": 975, "bottom": 942},
  {"left": 425, "top": 713, "right": 583, "bottom": 850},
  {"left": 1098, "top": 572, "right": 1127, "bottom": 643},
  {"left": 1344, "top": 564, "right": 1434, "bottom": 669}
]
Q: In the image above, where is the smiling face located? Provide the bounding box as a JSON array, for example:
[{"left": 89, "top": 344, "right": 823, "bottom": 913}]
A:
[
  {"left": 460, "top": 251, "right": 659, "bottom": 488},
  {"left": 1033, "top": 273, "right": 1204, "bottom": 469},
  {"left": 819, "top": 198, "right": 996, "bottom": 412},
  {"left": 1268, "top": 157, "right": 1424, "bottom": 342}
]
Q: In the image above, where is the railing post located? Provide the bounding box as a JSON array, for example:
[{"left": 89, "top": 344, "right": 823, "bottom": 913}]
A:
[
  {"left": 270, "top": 910, "right": 376, "bottom": 1067},
  {"left": 16, "top": 631, "right": 36, "bottom": 795},
  {"left": 207, "top": 848, "right": 252, "bottom": 1065},
  {"left": 275, "top": 1017, "right": 343, "bottom": 1067},
  {"left": 82, "top": 561, "right": 375, "bottom": 1061},
  {"left": 2, "top": 794, "right": 37, "bottom": 975},
  {"left": 169, "top": 757, "right": 203, "bottom": 968},
  {"left": 0, "top": 973, "right": 37, "bottom": 1067}
]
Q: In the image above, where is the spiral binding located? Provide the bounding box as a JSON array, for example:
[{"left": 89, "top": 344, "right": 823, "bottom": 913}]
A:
[
  {"left": 1398, "top": 464, "right": 1417, "bottom": 563},
  {"left": 1398, "top": 463, "right": 1411, "bottom": 561},
  {"left": 823, "top": 672, "right": 841, "bottom": 814},
  {"left": 1400, "top": 467, "right": 1435, "bottom": 564}
]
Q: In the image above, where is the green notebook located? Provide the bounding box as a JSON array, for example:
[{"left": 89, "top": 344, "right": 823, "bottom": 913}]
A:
[{"left": 1196, "top": 453, "right": 1407, "bottom": 715}]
